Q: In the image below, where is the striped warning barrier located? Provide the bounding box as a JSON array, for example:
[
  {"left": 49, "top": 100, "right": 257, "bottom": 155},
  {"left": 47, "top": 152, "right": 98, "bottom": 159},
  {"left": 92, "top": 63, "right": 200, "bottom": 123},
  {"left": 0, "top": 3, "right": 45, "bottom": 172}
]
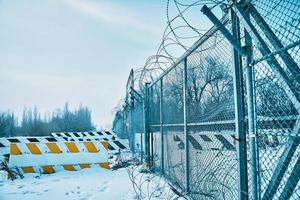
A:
[
  {"left": 173, "top": 131, "right": 280, "bottom": 150},
  {"left": 8, "top": 140, "right": 110, "bottom": 174},
  {"left": 51, "top": 130, "right": 128, "bottom": 154},
  {"left": 172, "top": 131, "right": 237, "bottom": 151},
  {"left": 51, "top": 130, "right": 115, "bottom": 140},
  {"left": 1, "top": 130, "right": 128, "bottom": 168},
  {"left": 0, "top": 136, "right": 66, "bottom": 158}
]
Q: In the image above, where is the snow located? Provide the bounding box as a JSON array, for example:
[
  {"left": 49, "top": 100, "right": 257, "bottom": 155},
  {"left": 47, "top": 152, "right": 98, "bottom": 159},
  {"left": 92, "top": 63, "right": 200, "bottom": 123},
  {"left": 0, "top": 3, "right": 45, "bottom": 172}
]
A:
[
  {"left": 0, "top": 167, "right": 182, "bottom": 200},
  {"left": 0, "top": 168, "right": 135, "bottom": 200}
]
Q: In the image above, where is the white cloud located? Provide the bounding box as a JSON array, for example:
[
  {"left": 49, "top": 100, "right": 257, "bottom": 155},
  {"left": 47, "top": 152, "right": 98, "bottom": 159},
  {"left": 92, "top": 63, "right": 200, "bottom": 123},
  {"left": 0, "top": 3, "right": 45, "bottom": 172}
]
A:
[{"left": 64, "top": 0, "right": 160, "bottom": 36}]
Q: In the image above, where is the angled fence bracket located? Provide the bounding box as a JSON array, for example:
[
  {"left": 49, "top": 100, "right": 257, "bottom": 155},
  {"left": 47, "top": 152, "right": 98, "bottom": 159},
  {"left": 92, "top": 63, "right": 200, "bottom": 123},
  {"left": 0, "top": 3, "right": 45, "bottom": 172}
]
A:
[
  {"left": 278, "top": 151, "right": 300, "bottom": 200},
  {"left": 201, "top": 5, "right": 246, "bottom": 56},
  {"left": 247, "top": 3, "right": 300, "bottom": 84},
  {"left": 232, "top": 2, "right": 300, "bottom": 111},
  {"left": 262, "top": 133, "right": 300, "bottom": 200}
]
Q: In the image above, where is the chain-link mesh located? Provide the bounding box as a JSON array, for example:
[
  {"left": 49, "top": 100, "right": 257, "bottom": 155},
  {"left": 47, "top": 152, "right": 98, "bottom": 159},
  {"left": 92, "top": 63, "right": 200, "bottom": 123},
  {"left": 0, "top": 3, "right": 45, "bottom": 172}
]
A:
[
  {"left": 186, "top": 20, "right": 238, "bottom": 199},
  {"left": 132, "top": 99, "right": 145, "bottom": 159},
  {"left": 149, "top": 81, "right": 161, "bottom": 171},
  {"left": 162, "top": 63, "right": 185, "bottom": 190},
  {"left": 112, "top": 94, "right": 144, "bottom": 160},
  {"left": 112, "top": 111, "right": 126, "bottom": 138},
  {"left": 113, "top": 108, "right": 130, "bottom": 140},
  {"left": 247, "top": 1, "right": 300, "bottom": 199}
]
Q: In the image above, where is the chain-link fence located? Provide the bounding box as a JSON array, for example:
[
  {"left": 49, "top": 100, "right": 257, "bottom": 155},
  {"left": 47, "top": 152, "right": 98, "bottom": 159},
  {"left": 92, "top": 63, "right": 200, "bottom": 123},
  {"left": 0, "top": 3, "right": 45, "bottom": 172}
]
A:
[
  {"left": 247, "top": 1, "right": 300, "bottom": 200},
  {"left": 112, "top": 0, "right": 300, "bottom": 199},
  {"left": 113, "top": 88, "right": 145, "bottom": 159}
]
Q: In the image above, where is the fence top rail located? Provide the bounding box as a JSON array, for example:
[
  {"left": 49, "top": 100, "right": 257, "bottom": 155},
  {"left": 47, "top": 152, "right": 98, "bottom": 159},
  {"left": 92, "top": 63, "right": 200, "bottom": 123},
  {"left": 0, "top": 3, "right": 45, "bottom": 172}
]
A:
[{"left": 149, "top": 14, "right": 229, "bottom": 88}]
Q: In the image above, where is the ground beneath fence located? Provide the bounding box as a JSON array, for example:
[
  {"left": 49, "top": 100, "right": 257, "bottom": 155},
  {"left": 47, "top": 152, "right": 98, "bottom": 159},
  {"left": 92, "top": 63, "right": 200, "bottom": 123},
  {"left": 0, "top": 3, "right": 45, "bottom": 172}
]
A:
[{"left": 0, "top": 167, "right": 182, "bottom": 200}]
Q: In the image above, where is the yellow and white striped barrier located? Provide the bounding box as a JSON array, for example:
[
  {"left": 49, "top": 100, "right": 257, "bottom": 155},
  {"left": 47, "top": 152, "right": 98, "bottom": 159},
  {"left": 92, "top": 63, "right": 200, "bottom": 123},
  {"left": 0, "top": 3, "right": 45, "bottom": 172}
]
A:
[
  {"left": 8, "top": 140, "right": 110, "bottom": 174},
  {"left": 51, "top": 130, "right": 115, "bottom": 140},
  {"left": 0, "top": 136, "right": 65, "bottom": 159},
  {"left": 51, "top": 130, "right": 128, "bottom": 154}
]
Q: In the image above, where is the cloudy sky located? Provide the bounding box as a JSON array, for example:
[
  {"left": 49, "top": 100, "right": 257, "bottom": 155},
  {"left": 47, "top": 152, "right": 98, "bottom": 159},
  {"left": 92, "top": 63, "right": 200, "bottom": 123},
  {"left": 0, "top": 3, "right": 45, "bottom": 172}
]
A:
[{"left": 0, "top": 0, "right": 213, "bottom": 128}]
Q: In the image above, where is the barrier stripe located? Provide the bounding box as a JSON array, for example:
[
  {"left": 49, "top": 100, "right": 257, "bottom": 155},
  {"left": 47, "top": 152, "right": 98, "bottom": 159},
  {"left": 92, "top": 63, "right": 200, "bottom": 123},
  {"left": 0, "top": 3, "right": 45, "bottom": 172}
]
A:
[
  {"left": 26, "top": 143, "right": 42, "bottom": 154},
  {"left": 10, "top": 141, "right": 110, "bottom": 156},
  {"left": 113, "top": 141, "right": 126, "bottom": 149},
  {"left": 199, "top": 134, "right": 212, "bottom": 142},
  {"left": 11, "top": 144, "right": 22, "bottom": 155},
  {"left": 46, "top": 143, "right": 62, "bottom": 153},
  {"left": 9, "top": 139, "right": 111, "bottom": 174},
  {"left": 65, "top": 142, "right": 79, "bottom": 153},
  {"left": 8, "top": 139, "right": 20, "bottom": 143},
  {"left": 79, "top": 164, "right": 90, "bottom": 169},
  {"left": 19, "top": 162, "right": 110, "bottom": 174},
  {"left": 99, "top": 162, "right": 110, "bottom": 169},
  {"left": 63, "top": 165, "right": 76, "bottom": 171},
  {"left": 108, "top": 144, "right": 115, "bottom": 150},
  {"left": 100, "top": 141, "right": 109, "bottom": 150},
  {"left": 27, "top": 138, "right": 39, "bottom": 142},
  {"left": 42, "top": 166, "right": 55, "bottom": 173},
  {"left": 22, "top": 166, "right": 35, "bottom": 173},
  {"left": 188, "top": 135, "right": 203, "bottom": 150},
  {"left": 214, "top": 134, "right": 235, "bottom": 150},
  {"left": 49, "top": 130, "right": 128, "bottom": 153},
  {"left": 46, "top": 137, "right": 57, "bottom": 142},
  {"left": 83, "top": 142, "right": 98, "bottom": 153}
]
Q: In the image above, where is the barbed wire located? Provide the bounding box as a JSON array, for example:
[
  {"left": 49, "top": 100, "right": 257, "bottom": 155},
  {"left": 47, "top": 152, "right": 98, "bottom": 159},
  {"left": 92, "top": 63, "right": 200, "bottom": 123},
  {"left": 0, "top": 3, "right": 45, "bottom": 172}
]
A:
[
  {"left": 136, "top": 0, "right": 228, "bottom": 90},
  {"left": 112, "top": 0, "right": 227, "bottom": 114},
  {"left": 114, "top": 0, "right": 300, "bottom": 115}
]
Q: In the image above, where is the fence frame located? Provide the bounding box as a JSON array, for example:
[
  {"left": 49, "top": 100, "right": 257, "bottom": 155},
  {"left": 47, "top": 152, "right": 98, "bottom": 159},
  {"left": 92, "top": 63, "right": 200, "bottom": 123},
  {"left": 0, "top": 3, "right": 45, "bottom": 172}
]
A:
[{"left": 112, "top": 1, "right": 300, "bottom": 199}]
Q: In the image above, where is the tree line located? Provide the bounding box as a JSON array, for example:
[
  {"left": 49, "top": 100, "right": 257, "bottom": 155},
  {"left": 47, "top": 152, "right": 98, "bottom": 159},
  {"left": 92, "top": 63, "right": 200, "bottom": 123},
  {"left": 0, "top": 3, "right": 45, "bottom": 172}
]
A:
[{"left": 0, "top": 103, "right": 95, "bottom": 137}]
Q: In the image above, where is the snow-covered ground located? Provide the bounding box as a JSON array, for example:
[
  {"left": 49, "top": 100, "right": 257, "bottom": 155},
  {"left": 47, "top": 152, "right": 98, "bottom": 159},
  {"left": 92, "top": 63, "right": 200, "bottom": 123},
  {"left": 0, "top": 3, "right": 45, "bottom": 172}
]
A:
[
  {"left": 0, "top": 167, "right": 181, "bottom": 200},
  {"left": 0, "top": 168, "right": 135, "bottom": 200}
]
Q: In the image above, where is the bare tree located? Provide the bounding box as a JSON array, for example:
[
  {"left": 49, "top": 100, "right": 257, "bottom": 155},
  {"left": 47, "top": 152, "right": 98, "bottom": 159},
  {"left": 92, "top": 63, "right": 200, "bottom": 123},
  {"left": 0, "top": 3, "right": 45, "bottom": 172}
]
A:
[
  {"left": 0, "top": 112, "right": 17, "bottom": 137},
  {"left": 187, "top": 57, "right": 232, "bottom": 105}
]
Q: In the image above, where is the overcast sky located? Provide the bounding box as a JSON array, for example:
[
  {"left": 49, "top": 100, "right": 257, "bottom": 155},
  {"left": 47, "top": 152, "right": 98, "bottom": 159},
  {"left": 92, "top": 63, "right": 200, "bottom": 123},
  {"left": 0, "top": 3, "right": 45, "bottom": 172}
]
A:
[{"left": 0, "top": 0, "right": 214, "bottom": 128}]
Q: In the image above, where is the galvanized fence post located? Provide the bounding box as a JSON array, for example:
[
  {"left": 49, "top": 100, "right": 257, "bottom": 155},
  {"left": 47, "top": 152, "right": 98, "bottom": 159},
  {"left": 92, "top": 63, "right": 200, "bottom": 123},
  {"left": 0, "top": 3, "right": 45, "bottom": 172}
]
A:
[
  {"left": 122, "top": 111, "right": 126, "bottom": 141},
  {"left": 244, "top": 11, "right": 260, "bottom": 200},
  {"left": 183, "top": 57, "right": 189, "bottom": 193},
  {"left": 160, "top": 78, "right": 164, "bottom": 174},
  {"left": 144, "top": 83, "right": 150, "bottom": 165},
  {"left": 130, "top": 92, "right": 135, "bottom": 156},
  {"left": 231, "top": 8, "right": 249, "bottom": 200},
  {"left": 149, "top": 86, "right": 154, "bottom": 167},
  {"left": 141, "top": 100, "right": 144, "bottom": 162}
]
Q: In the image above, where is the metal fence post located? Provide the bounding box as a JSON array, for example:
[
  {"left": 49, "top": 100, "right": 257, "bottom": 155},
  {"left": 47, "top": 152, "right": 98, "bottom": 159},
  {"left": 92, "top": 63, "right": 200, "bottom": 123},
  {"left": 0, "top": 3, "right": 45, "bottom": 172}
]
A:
[
  {"left": 231, "top": 8, "right": 249, "bottom": 200},
  {"left": 130, "top": 93, "right": 135, "bottom": 156},
  {"left": 122, "top": 111, "right": 125, "bottom": 140},
  {"left": 150, "top": 86, "right": 154, "bottom": 167},
  {"left": 141, "top": 100, "right": 144, "bottom": 162},
  {"left": 244, "top": 11, "right": 260, "bottom": 200},
  {"left": 160, "top": 78, "right": 164, "bottom": 174},
  {"left": 144, "top": 83, "right": 150, "bottom": 165},
  {"left": 183, "top": 57, "right": 189, "bottom": 193}
]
